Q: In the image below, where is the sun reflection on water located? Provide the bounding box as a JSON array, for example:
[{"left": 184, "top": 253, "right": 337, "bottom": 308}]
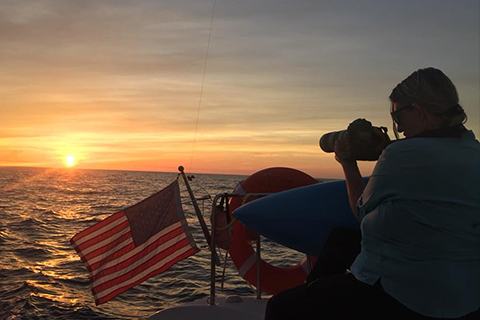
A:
[
  {"left": 26, "top": 279, "right": 80, "bottom": 306},
  {"left": 0, "top": 167, "right": 290, "bottom": 318}
]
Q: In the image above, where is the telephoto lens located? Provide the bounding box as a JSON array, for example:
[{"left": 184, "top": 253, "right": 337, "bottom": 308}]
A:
[{"left": 319, "top": 130, "right": 348, "bottom": 153}]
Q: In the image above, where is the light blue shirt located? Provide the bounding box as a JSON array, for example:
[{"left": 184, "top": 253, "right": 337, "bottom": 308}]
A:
[{"left": 351, "top": 130, "right": 480, "bottom": 318}]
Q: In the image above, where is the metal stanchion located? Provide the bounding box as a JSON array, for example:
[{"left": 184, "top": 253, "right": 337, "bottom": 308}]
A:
[
  {"left": 209, "top": 196, "right": 220, "bottom": 306},
  {"left": 256, "top": 237, "right": 261, "bottom": 299}
]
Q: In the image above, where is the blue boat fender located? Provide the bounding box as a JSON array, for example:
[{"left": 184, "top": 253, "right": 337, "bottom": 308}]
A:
[{"left": 233, "top": 177, "right": 369, "bottom": 257}]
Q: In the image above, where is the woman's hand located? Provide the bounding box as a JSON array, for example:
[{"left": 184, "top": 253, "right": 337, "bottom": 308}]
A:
[{"left": 334, "top": 136, "right": 357, "bottom": 166}]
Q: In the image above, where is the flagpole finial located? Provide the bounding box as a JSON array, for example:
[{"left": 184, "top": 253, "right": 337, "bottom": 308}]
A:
[{"left": 178, "top": 166, "right": 185, "bottom": 172}]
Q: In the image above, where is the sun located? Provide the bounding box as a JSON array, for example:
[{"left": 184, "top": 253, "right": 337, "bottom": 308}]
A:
[{"left": 65, "top": 155, "right": 76, "bottom": 167}]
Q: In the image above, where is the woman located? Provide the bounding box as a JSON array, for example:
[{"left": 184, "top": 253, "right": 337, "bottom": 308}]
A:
[{"left": 265, "top": 68, "right": 480, "bottom": 319}]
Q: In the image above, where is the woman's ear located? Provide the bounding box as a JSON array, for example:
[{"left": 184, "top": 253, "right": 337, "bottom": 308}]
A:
[{"left": 412, "top": 103, "right": 428, "bottom": 121}]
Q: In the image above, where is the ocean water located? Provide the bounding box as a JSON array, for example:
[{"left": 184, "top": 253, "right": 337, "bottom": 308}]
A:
[{"left": 0, "top": 167, "right": 307, "bottom": 319}]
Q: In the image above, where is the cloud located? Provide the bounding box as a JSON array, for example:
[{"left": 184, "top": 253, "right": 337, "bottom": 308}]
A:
[{"left": 0, "top": 0, "right": 478, "bottom": 177}]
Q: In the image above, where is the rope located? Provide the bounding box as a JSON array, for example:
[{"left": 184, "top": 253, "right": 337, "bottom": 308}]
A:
[
  {"left": 188, "top": 0, "right": 217, "bottom": 173},
  {"left": 220, "top": 249, "right": 229, "bottom": 292},
  {"left": 214, "top": 193, "right": 254, "bottom": 231},
  {"left": 216, "top": 217, "right": 236, "bottom": 231},
  {"left": 196, "top": 184, "right": 213, "bottom": 202},
  {"left": 242, "top": 194, "right": 256, "bottom": 205}
]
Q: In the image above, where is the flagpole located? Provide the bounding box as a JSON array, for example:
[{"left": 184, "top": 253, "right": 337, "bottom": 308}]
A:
[{"left": 178, "top": 166, "right": 220, "bottom": 266}]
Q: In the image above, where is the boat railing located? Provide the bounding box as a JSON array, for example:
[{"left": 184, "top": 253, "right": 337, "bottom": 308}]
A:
[{"left": 209, "top": 192, "right": 273, "bottom": 306}]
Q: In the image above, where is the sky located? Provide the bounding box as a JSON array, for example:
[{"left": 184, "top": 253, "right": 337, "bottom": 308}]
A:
[{"left": 1, "top": 0, "right": 479, "bottom": 178}]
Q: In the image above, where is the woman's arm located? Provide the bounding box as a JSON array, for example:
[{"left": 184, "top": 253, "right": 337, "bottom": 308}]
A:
[
  {"left": 335, "top": 141, "right": 365, "bottom": 221},
  {"left": 339, "top": 160, "right": 364, "bottom": 221}
]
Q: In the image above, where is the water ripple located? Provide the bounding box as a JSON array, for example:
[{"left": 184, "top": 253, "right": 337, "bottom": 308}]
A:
[{"left": 0, "top": 167, "right": 305, "bottom": 319}]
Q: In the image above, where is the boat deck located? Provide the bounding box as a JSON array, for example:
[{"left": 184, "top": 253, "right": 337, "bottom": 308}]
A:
[{"left": 149, "top": 296, "right": 269, "bottom": 320}]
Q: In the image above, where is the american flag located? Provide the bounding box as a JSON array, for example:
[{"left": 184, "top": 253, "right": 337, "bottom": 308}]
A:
[{"left": 70, "top": 180, "right": 199, "bottom": 305}]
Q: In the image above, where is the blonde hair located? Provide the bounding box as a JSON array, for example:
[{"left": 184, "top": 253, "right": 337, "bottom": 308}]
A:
[{"left": 389, "top": 67, "right": 467, "bottom": 127}]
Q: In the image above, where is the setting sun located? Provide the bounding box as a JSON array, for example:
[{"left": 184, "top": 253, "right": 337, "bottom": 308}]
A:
[{"left": 65, "top": 156, "right": 76, "bottom": 167}]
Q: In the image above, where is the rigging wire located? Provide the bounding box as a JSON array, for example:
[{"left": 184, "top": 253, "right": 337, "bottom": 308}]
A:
[{"left": 188, "top": 0, "right": 217, "bottom": 174}]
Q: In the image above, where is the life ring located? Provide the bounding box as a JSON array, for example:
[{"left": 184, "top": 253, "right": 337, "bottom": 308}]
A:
[{"left": 228, "top": 167, "right": 318, "bottom": 295}]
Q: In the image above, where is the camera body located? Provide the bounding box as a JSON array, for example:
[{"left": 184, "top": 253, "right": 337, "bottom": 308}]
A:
[{"left": 319, "top": 118, "right": 390, "bottom": 161}]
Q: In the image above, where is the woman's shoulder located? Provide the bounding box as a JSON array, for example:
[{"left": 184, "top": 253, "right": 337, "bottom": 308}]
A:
[
  {"left": 385, "top": 130, "right": 479, "bottom": 153},
  {"left": 382, "top": 138, "right": 436, "bottom": 157}
]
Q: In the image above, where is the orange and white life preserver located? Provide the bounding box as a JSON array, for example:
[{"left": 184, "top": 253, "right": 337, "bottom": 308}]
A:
[{"left": 228, "top": 167, "right": 318, "bottom": 295}]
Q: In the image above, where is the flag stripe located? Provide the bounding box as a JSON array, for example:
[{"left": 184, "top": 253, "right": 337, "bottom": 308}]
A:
[
  {"left": 93, "top": 237, "right": 191, "bottom": 295},
  {"left": 91, "top": 225, "right": 185, "bottom": 281},
  {"left": 79, "top": 224, "right": 130, "bottom": 256},
  {"left": 89, "top": 241, "right": 135, "bottom": 272},
  {"left": 88, "top": 222, "right": 182, "bottom": 272},
  {"left": 71, "top": 211, "right": 125, "bottom": 243},
  {"left": 75, "top": 220, "right": 130, "bottom": 252},
  {"left": 82, "top": 231, "right": 132, "bottom": 262},
  {"left": 73, "top": 215, "right": 129, "bottom": 247},
  {"left": 94, "top": 243, "right": 195, "bottom": 301},
  {"left": 94, "top": 247, "right": 197, "bottom": 305},
  {"left": 92, "top": 230, "right": 187, "bottom": 286}
]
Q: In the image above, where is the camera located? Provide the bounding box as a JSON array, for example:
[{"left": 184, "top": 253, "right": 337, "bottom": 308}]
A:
[{"left": 319, "top": 118, "right": 390, "bottom": 161}]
